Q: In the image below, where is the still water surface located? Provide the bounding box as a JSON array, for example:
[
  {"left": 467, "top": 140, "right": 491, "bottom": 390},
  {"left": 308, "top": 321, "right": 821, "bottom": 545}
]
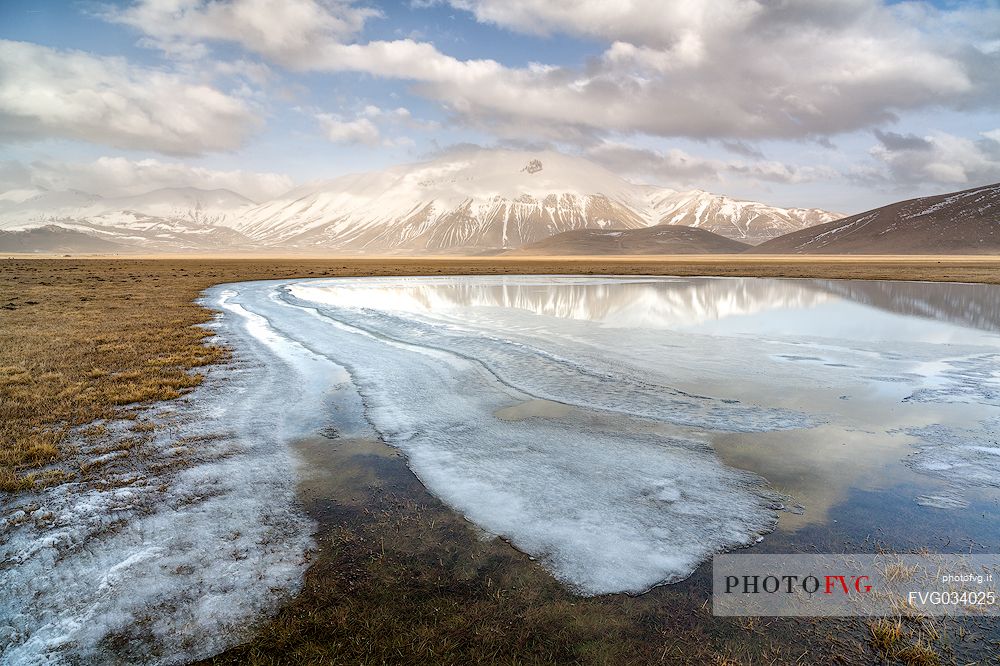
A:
[{"left": 230, "top": 276, "right": 1000, "bottom": 593}]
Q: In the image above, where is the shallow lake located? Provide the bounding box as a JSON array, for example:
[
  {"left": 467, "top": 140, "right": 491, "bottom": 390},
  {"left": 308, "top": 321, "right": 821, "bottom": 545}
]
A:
[{"left": 216, "top": 275, "right": 1000, "bottom": 594}]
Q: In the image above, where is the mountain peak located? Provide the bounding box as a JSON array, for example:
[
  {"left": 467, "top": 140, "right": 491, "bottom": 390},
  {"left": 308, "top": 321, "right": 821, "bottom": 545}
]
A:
[
  {"left": 521, "top": 159, "right": 543, "bottom": 174},
  {"left": 232, "top": 149, "right": 841, "bottom": 250},
  {"left": 0, "top": 149, "right": 843, "bottom": 253}
]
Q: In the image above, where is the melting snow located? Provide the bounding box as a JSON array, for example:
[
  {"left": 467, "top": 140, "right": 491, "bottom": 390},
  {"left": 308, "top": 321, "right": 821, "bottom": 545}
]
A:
[
  {"left": 0, "top": 288, "right": 327, "bottom": 664},
  {"left": 228, "top": 279, "right": 796, "bottom": 594}
]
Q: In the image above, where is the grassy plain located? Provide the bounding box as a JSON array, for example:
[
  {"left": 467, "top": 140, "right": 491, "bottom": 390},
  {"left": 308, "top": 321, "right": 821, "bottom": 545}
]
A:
[{"left": 4, "top": 255, "right": 1000, "bottom": 664}]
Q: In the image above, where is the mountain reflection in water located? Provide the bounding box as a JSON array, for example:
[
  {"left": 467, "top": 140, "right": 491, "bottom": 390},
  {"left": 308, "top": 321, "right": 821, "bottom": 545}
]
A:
[{"left": 309, "top": 275, "right": 1000, "bottom": 340}]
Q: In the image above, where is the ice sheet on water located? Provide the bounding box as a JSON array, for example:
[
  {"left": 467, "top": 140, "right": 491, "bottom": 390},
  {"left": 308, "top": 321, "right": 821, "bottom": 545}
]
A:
[
  {"left": 290, "top": 276, "right": 1000, "bottom": 418},
  {"left": 286, "top": 282, "right": 818, "bottom": 433},
  {"left": 903, "top": 422, "right": 1000, "bottom": 490},
  {"left": 904, "top": 353, "right": 1000, "bottom": 406},
  {"left": 286, "top": 276, "right": 1000, "bottom": 526},
  {"left": 270, "top": 276, "right": 1000, "bottom": 585},
  {"left": 218, "top": 281, "right": 797, "bottom": 594},
  {"left": 404, "top": 419, "right": 782, "bottom": 595}
]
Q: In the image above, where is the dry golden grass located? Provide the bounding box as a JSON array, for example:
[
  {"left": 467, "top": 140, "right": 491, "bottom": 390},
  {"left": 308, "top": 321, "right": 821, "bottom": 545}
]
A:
[
  {"left": 869, "top": 618, "right": 943, "bottom": 666},
  {"left": 4, "top": 254, "right": 1000, "bottom": 494},
  {"left": 870, "top": 618, "right": 906, "bottom": 653},
  {"left": 0, "top": 260, "right": 226, "bottom": 491}
]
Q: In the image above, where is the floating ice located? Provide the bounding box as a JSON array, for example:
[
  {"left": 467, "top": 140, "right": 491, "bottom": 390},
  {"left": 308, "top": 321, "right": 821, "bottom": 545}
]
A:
[
  {"left": 903, "top": 422, "right": 1000, "bottom": 490},
  {"left": 905, "top": 353, "right": 1000, "bottom": 406},
  {"left": 283, "top": 275, "right": 1000, "bottom": 533}
]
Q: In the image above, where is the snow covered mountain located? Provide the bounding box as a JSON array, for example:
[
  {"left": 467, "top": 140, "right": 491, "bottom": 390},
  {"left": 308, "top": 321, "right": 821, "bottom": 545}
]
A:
[
  {"left": 233, "top": 150, "right": 840, "bottom": 251},
  {"left": 0, "top": 187, "right": 255, "bottom": 229},
  {"left": 0, "top": 150, "right": 841, "bottom": 253},
  {"left": 234, "top": 150, "right": 654, "bottom": 251},
  {"left": 647, "top": 189, "right": 839, "bottom": 246},
  {"left": 0, "top": 187, "right": 257, "bottom": 251}
]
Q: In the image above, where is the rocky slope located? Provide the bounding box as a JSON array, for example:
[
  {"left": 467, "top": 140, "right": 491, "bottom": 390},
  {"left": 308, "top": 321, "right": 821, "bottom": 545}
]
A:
[
  {"left": 751, "top": 183, "right": 1000, "bottom": 254},
  {"left": 648, "top": 189, "right": 838, "bottom": 246}
]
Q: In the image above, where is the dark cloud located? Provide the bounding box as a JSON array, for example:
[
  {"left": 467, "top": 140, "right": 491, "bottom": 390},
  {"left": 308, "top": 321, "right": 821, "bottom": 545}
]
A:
[
  {"left": 874, "top": 129, "right": 933, "bottom": 151},
  {"left": 720, "top": 141, "right": 765, "bottom": 159},
  {"left": 868, "top": 130, "right": 1000, "bottom": 186}
]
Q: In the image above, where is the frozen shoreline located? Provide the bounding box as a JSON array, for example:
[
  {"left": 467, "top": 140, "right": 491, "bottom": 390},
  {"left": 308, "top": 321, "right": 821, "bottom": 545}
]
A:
[{"left": 1, "top": 285, "right": 325, "bottom": 665}]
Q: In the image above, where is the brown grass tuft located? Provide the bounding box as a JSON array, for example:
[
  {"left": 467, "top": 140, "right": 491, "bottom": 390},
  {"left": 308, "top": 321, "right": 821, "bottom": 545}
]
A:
[{"left": 869, "top": 618, "right": 943, "bottom": 666}]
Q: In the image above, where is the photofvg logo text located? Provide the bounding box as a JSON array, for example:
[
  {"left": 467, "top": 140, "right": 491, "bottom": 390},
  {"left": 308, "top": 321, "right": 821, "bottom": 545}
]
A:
[
  {"left": 712, "top": 554, "right": 1000, "bottom": 617},
  {"left": 723, "top": 572, "right": 872, "bottom": 595}
]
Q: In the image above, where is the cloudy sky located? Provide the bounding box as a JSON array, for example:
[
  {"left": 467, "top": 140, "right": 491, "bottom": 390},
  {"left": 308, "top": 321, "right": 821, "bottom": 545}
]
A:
[{"left": 1, "top": 0, "right": 998, "bottom": 213}]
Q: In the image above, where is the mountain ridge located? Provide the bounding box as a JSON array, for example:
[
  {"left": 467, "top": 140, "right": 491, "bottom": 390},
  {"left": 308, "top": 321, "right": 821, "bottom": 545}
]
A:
[
  {"left": 505, "top": 226, "right": 751, "bottom": 255},
  {"left": 750, "top": 182, "right": 1000, "bottom": 254},
  {"left": 0, "top": 150, "right": 841, "bottom": 254}
]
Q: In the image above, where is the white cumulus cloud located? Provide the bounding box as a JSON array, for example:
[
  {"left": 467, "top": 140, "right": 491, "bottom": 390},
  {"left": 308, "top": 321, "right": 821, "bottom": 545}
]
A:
[
  {"left": 1, "top": 157, "right": 294, "bottom": 201},
  {"left": 105, "top": 0, "right": 1000, "bottom": 145},
  {"left": 0, "top": 40, "right": 260, "bottom": 155}
]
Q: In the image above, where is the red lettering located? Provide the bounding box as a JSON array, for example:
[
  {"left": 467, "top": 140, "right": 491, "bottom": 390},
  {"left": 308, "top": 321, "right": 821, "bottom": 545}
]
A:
[{"left": 824, "top": 575, "right": 848, "bottom": 594}]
